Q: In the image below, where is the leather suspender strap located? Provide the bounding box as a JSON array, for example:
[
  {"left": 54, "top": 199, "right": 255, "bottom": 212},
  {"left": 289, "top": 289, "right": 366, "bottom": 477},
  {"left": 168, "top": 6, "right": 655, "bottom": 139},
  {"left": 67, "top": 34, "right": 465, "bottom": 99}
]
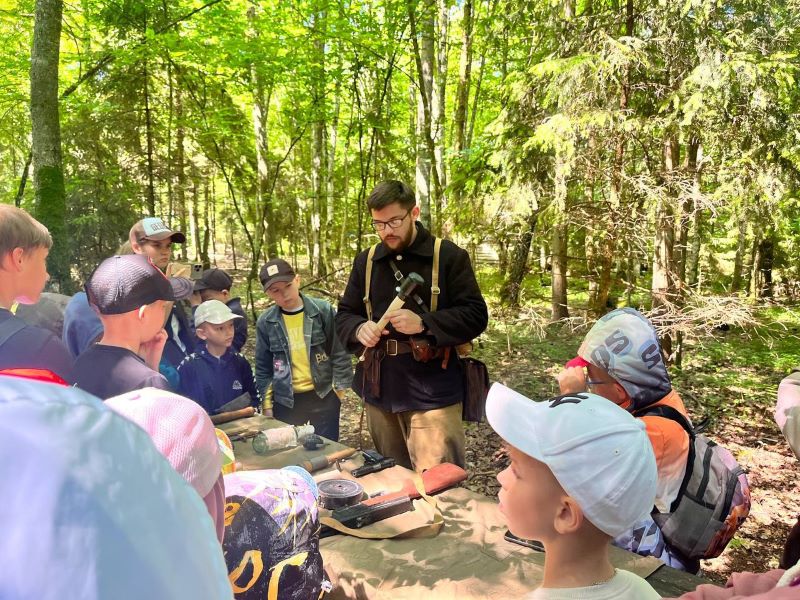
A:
[
  {"left": 363, "top": 236, "right": 442, "bottom": 316},
  {"left": 431, "top": 237, "right": 442, "bottom": 313},
  {"left": 364, "top": 243, "right": 378, "bottom": 322}
]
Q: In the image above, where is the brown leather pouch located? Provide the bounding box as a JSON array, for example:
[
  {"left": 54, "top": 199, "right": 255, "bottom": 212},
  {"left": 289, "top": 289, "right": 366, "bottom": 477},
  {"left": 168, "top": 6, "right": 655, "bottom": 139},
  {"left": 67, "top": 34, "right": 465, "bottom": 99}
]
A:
[
  {"left": 461, "top": 357, "right": 490, "bottom": 422},
  {"left": 363, "top": 347, "right": 385, "bottom": 397},
  {"left": 409, "top": 336, "right": 438, "bottom": 363}
]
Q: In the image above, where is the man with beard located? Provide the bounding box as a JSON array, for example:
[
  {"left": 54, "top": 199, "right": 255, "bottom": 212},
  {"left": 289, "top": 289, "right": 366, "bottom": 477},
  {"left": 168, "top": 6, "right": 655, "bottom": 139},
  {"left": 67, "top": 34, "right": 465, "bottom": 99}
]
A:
[{"left": 336, "top": 180, "right": 488, "bottom": 471}]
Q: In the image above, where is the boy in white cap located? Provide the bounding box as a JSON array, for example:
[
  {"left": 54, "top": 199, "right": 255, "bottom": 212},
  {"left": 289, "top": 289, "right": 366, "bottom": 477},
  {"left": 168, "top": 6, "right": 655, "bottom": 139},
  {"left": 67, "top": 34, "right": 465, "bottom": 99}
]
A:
[
  {"left": 486, "top": 384, "right": 661, "bottom": 599},
  {"left": 178, "top": 299, "right": 259, "bottom": 415}
]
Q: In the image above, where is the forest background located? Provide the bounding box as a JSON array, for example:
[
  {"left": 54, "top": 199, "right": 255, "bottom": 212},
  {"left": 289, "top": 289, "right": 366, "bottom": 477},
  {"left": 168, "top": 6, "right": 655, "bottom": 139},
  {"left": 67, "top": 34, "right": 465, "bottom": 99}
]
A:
[{"left": 4, "top": 0, "right": 800, "bottom": 584}]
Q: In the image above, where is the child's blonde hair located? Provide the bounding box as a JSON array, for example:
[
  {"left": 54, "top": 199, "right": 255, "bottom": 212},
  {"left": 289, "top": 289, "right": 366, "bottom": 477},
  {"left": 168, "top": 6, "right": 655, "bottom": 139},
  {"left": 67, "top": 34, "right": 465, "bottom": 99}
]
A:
[{"left": 0, "top": 205, "right": 52, "bottom": 258}]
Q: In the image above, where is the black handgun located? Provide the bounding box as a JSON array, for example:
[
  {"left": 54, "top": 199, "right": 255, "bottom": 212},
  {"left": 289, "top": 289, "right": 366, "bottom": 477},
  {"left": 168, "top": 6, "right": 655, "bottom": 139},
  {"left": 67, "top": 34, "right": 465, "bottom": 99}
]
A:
[
  {"left": 351, "top": 450, "right": 396, "bottom": 478},
  {"left": 320, "top": 495, "right": 414, "bottom": 537}
]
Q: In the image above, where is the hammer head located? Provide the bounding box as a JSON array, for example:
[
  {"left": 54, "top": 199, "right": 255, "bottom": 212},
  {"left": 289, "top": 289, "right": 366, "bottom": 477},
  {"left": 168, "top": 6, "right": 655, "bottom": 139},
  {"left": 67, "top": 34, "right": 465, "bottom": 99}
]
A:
[{"left": 398, "top": 272, "right": 424, "bottom": 300}]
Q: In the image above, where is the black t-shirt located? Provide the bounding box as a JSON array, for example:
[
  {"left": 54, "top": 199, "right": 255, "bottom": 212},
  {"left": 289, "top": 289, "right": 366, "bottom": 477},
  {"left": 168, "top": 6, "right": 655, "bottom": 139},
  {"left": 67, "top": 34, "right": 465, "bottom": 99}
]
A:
[
  {"left": 0, "top": 308, "right": 74, "bottom": 382},
  {"left": 72, "top": 344, "right": 170, "bottom": 400}
]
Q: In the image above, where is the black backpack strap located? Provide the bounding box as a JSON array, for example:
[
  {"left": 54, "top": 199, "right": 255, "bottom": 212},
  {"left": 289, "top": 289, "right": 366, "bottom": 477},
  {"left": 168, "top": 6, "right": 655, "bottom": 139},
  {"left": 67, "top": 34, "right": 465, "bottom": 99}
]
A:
[
  {"left": 634, "top": 404, "right": 697, "bottom": 440},
  {"left": 634, "top": 403, "right": 698, "bottom": 514},
  {"left": 0, "top": 316, "right": 27, "bottom": 349}
]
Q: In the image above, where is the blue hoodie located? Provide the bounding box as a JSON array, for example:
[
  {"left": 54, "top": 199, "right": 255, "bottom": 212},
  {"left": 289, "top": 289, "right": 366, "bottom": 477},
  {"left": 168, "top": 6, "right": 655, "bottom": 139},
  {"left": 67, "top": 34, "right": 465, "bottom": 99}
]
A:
[
  {"left": 62, "top": 292, "right": 104, "bottom": 359},
  {"left": 177, "top": 341, "right": 259, "bottom": 414}
]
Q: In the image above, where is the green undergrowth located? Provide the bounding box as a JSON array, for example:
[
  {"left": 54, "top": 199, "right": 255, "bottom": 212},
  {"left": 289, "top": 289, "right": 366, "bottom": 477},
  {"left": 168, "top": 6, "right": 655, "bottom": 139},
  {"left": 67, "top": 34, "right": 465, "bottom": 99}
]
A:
[{"left": 473, "top": 301, "right": 800, "bottom": 432}]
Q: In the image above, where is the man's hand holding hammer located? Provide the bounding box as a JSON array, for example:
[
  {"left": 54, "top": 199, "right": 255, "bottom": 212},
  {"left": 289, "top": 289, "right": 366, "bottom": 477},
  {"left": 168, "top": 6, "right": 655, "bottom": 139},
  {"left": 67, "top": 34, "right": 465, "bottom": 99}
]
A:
[
  {"left": 356, "top": 310, "right": 425, "bottom": 347},
  {"left": 356, "top": 272, "right": 425, "bottom": 348}
]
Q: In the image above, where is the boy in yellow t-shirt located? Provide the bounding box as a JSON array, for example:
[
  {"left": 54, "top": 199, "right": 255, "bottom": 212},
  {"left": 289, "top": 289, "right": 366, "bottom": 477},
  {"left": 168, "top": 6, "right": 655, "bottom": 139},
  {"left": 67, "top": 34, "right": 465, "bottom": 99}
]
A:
[{"left": 254, "top": 258, "right": 353, "bottom": 441}]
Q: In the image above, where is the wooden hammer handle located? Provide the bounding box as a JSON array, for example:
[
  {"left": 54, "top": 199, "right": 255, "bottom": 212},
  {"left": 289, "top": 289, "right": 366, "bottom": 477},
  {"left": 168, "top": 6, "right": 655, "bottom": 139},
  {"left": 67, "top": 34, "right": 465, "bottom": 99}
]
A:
[{"left": 210, "top": 406, "right": 256, "bottom": 425}]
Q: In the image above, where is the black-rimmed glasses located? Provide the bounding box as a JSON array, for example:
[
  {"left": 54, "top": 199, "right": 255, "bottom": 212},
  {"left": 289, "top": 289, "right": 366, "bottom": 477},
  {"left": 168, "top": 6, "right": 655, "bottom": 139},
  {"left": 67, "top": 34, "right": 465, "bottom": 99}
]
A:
[{"left": 371, "top": 209, "right": 412, "bottom": 232}]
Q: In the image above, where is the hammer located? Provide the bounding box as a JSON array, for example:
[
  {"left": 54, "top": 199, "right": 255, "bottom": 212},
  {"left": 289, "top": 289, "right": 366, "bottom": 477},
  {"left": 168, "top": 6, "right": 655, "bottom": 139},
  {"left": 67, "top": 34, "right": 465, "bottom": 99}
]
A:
[{"left": 359, "top": 272, "right": 425, "bottom": 361}]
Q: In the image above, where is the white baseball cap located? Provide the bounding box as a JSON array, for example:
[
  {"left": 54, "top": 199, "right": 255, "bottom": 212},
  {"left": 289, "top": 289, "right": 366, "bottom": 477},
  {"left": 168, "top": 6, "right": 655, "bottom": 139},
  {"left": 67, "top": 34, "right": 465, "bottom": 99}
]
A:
[
  {"left": 194, "top": 299, "right": 243, "bottom": 327},
  {"left": 487, "top": 383, "right": 657, "bottom": 538}
]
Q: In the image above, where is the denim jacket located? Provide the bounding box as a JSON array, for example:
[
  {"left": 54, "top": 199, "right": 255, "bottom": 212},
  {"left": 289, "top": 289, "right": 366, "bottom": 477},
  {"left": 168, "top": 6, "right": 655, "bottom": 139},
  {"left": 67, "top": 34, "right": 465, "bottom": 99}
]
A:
[{"left": 254, "top": 294, "right": 353, "bottom": 409}]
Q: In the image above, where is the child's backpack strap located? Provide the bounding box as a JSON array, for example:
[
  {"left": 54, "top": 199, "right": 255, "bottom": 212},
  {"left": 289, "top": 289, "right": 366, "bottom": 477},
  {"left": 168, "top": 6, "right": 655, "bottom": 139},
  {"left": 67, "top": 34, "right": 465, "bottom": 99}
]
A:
[
  {"left": 431, "top": 237, "right": 442, "bottom": 312},
  {"left": 0, "top": 317, "right": 27, "bottom": 350},
  {"left": 363, "top": 243, "right": 378, "bottom": 322},
  {"left": 634, "top": 404, "right": 696, "bottom": 512}
]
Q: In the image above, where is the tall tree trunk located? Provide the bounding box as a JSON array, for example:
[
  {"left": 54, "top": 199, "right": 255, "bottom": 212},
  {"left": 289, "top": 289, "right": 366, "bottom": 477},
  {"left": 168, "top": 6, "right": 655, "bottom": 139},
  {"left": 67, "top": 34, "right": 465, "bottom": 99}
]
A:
[
  {"left": 326, "top": 54, "right": 342, "bottom": 262},
  {"left": 143, "top": 57, "right": 157, "bottom": 215},
  {"left": 165, "top": 60, "right": 174, "bottom": 226},
  {"left": 175, "top": 87, "right": 188, "bottom": 260},
  {"left": 756, "top": 232, "right": 775, "bottom": 298},
  {"left": 589, "top": 0, "right": 632, "bottom": 317},
  {"left": 675, "top": 138, "right": 699, "bottom": 284},
  {"left": 248, "top": 6, "right": 277, "bottom": 258},
  {"left": 747, "top": 229, "right": 760, "bottom": 299},
  {"left": 15, "top": 152, "right": 33, "bottom": 207},
  {"left": 451, "top": 0, "right": 472, "bottom": 209},
  {"left": 201, "top": 175, "right": 211, "bottom": 266},
  {"left": 453, "top": 0, "right": 472, "bottom": 157},
  {"left": 311, "top": 6, "right": 328, "bottom": 278},
  {"left": 551, "top": 153, "right": 569, "bottom": 321},
  {"left": 652, "top": 134, "right": 679, "bottom": 360},
  {"left": 500, "top": 198, "right": 539, "bottom": 307},
  {"left": 731, "top": 203, "right": 749, "bottom": 293},
  {"left": 686, "top": 208, "right": 703, "bottom": 289},
  {"left": 412, "top": 0, "right": 435, "bottom": 228},
  {"left": 409, "top": 0, "right": 442, "bottom": 229},
  {"left": 432, "top": 0, "right": 448, "bottom": 231},
  {"left": 30, "top": 0, "right": 70, "bottom": 291},
  {"left": 191, "top": 178, "right": 200, "bottom": 262}
]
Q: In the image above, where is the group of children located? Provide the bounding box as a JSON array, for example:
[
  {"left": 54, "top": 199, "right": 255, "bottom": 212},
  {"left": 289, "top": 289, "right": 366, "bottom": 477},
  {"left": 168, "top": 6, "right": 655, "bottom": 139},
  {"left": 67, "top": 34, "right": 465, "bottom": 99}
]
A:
[
  {"left": 2, "top": 203, "right": 800, "bottom": 599},
  {"left": 0, "top": 205, "right": 352, "bottom": 441}
]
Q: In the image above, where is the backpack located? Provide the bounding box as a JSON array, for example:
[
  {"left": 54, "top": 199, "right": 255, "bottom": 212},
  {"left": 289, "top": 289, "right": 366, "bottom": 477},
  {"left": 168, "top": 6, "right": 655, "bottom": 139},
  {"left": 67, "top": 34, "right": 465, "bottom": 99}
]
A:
[{"left": 635, "top": 404, "right": 751, "bottom": 560}]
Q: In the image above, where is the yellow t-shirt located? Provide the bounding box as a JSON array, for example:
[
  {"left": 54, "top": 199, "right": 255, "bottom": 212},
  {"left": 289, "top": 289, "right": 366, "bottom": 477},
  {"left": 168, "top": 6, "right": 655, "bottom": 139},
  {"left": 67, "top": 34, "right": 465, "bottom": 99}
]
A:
[{"left": 282, "top": 309, "right": 314, "bottom": 393}]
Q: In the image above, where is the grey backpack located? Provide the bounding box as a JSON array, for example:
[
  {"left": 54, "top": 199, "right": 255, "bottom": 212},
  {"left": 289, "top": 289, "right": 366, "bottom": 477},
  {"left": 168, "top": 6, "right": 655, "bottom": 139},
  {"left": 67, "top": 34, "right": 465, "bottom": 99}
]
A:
[{"left": 635, "top": 404, "right": 751, "bottom": 560}]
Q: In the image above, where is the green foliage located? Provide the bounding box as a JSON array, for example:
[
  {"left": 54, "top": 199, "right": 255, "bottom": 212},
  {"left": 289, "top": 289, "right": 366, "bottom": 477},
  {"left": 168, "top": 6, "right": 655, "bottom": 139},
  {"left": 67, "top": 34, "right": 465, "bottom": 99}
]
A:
[{"left": 1, "top": 0, "right": 799, "bottom": 307}]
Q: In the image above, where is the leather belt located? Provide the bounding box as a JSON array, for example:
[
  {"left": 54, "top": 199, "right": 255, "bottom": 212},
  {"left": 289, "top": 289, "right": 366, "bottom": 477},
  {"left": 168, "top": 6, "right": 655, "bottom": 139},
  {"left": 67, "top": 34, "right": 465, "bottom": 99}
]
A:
[{"left": 381, "top": 339, "right": 413, "bottom": 357}]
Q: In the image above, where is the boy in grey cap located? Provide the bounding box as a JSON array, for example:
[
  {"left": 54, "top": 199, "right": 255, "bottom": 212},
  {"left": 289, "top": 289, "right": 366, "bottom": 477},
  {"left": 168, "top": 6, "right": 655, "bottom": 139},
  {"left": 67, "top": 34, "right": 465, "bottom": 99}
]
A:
[{"left": 178, "top": 299, "right": 259, "bottom": 415}]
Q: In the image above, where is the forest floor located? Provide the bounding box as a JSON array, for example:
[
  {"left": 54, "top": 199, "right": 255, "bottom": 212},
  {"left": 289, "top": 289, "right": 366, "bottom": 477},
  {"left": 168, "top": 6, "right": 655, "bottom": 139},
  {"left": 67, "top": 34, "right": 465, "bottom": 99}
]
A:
[
  {"left": 334, "top": 304, "right": 800, "bottom": 585},
  {"left": 237, "top": 263, "right": 800, "bottom": 585}
]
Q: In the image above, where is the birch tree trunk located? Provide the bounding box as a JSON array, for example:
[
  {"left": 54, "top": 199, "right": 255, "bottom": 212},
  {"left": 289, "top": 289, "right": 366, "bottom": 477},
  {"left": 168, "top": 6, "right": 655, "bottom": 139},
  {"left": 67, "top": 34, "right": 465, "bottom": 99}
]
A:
[
  {"left": 550, "top": 152, "right": 569, "bottom": 321},
  {"left": 432, "top": 0, "right": 448, "bottom": 231},
  {"left": 451, "top": 0, "right": 472, "bottom": 207},
  {"left": 310, "top": 7, "right": 328, "bottom": 277},
  {"left": 248, "top": 6, "right": 277, "bottom": 258},
  {"left": 175, "top": 87, "right": 188, "bottom": 260},
  {"left": 143, "top": 56, "right": 157, "bottom": 214},
  {"left": 412, "top": 0, "right": 435, "bottom": 228}
]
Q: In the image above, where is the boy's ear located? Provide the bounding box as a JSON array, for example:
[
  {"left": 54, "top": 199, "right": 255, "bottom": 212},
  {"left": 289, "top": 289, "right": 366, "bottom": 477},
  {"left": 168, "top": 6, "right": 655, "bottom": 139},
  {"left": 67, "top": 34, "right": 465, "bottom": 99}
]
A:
[
  {"left": 2, "top": 248, "right": 25, "bottom": 271},
  {"left": 221, "top": 289, "right": 230, "bottom": 299},
  {"left": 554, "top": 495, "right": 584, "bottom": 535},
  {"left": 195, "top": 325, "right": 208, "bottom": 340}
]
